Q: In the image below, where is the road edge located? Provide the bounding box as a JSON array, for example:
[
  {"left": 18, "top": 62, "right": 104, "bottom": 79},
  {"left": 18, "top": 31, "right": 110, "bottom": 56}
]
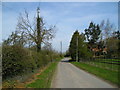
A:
[{"left": 70, "top": 62, "right": 118, "bottom": 88}]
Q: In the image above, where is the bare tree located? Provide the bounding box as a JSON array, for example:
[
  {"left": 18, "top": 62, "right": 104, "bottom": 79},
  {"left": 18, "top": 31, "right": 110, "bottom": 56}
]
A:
[
  {"left": 100, "top": 19, "right": 116, "bottom": 39},
  {"left": 16, "top": 7, "right": 56, "bottom": 52},
  {"left": 3, "top": 30, "right": 27, "bottom": 46},
  {"left": 100, "top": 19, "right": 116, "bottom": 47}
]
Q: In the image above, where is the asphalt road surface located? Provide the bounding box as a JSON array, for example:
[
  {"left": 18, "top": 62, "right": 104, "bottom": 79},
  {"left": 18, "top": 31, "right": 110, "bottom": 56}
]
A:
[{"left": 51, "top": 58, "right": 115, "bottom": 88}]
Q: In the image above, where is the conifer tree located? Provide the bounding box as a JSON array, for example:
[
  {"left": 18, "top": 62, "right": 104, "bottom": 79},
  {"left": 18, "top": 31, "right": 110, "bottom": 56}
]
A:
[
  {"left": 69, "top": 30, "right": 91, "bottom": 61},
  {"left": 69, "top": 30, "right": 79, "bottom": 61},
  {"left": 85, "top": 22, "right": 101, "bottom": 47}
]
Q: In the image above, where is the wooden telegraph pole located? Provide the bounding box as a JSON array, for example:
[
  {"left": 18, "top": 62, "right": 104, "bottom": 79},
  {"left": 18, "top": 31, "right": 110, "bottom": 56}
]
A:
[
  {"left": 60, "top": 41, "right": 62, "bottom": 57},
  {"left": 76, "top": 35, "right": 78, "bottom": 62}
]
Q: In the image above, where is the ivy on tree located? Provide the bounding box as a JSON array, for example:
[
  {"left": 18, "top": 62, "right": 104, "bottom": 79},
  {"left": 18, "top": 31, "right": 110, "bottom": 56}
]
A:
[{"left": 3, "top": 7, "right": 56, "bottom": 52}]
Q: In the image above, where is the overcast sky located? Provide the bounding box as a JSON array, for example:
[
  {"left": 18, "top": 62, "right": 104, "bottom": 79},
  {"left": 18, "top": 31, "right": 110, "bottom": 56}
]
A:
[{"left": 1, "top": 2, "right": 118, "bottom": 52}]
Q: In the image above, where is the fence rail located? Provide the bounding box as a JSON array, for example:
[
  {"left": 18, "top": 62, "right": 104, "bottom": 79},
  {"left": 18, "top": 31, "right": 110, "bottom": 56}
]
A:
[{"left": 81, "top": 58, "right": 120, "bottom": 71}]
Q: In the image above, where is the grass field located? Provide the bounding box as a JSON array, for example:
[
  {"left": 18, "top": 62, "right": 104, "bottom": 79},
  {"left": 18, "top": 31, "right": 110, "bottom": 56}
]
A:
[
  {"left": 26, "top": 58, "right": 61, "bottom": 88},
  {"left": 85, "top": 61, "right": 119, "bottom": 71},
  {"left": 71, "top": 62, "right": 119, "bottom": 87},
  {"left": 95, "top": 59, "right": 120, "bottom": 64}
]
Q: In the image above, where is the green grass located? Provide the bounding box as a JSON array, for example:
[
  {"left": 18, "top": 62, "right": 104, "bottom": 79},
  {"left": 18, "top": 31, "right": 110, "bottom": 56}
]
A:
[
  {"left": 95, "top": 59, "right": 120, "bottom": 64},
  {"left": 26, "top": 61, "right": 59, "bottom": 88},
  {"left": 85, "top": 61, "right": 119, "bottom": 71},
  {"left": 71, "top": 62, "right": 119, "bottom": 86},
  {"left": 96, "top": 59, "right": 120, "bottom": 61}
]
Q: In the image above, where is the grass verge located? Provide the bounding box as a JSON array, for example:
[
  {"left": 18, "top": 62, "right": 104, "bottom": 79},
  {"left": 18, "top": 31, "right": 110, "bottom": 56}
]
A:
[
  {"left": 26, "top": 61, "right": 59, "bottom": 88},
  {"left": 85, "top": 61, "right": 119, "bottom": 71},
  {"left": 71, "top": 62, "right": 119, "bottom": 87}
]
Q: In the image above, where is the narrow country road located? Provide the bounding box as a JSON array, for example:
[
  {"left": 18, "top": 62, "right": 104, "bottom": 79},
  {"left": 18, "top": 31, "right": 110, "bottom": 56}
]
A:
[{"left": 51, "top": 58, "right": 115, "bottom": 88}]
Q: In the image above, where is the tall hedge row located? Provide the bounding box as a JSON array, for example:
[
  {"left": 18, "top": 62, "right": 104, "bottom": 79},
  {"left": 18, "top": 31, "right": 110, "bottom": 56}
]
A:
[{"left": 2, "top": 45, "right": 59, "bottom": 80}]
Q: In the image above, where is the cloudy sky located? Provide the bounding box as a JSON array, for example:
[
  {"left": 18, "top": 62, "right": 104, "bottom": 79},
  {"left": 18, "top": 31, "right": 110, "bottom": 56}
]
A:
[{"left": 1, "top": 1, "right": 118, "bottom": 52}]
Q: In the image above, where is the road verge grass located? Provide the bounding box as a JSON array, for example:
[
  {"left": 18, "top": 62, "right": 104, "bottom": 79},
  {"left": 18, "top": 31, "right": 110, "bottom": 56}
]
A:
[
  {"left": 71, "top": 62, "right": 119, "bottom": 87},
  {"left": 26, "top": 58, "right": 61, "bottom": 88}
]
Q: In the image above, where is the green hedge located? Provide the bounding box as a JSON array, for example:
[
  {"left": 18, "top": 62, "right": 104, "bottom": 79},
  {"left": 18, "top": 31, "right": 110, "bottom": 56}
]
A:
[
  {"left": 3, "top": 45, "right": 35, "bottom": 79},
  {"left": 2, "top": 45, "right": 60, "bottom": 80}
]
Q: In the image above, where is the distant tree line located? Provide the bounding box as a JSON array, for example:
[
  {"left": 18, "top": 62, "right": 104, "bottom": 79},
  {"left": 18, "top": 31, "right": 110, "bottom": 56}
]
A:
[{"left": 69, "top": 20, "right": 120, "bottom": 61}]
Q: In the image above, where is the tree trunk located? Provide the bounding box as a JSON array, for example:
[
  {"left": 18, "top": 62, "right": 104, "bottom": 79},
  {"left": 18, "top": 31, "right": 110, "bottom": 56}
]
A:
[
  {"left": 37, "top": 42, "right": 41, "bottom": 52},
  {"left": 36, "top": 10, "right": 41, "bottom": 52}
]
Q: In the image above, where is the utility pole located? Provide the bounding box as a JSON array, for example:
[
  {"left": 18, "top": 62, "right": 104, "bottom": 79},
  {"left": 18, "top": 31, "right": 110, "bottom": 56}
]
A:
[
  {"left": 60, "top": 41, "right": 62, "bottom": 57},
  {"left": 76, "top": 35, "right": 78, "bottom": 62}
]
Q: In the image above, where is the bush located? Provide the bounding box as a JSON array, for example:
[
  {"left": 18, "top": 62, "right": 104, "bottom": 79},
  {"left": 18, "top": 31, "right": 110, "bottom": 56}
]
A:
[
  {"left": 2, "top": 45, "right": 61, "bottom": 80},
  {"left": 2, "top": 45, "right": 36, "bottom": 79}
]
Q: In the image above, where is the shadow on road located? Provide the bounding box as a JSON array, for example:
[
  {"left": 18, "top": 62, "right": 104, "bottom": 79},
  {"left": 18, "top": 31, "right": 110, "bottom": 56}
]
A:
[{"left": 61, "top": 60, "right": 76, "bottom": 63}]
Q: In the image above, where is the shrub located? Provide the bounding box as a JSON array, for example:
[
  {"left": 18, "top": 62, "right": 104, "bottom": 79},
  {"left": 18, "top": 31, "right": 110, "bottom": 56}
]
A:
[
  {"left": 2, "top": 45, "right": 60, "bottom": 80},
  {"left": 2, "top": 45, "right": 36, "bottom": 79}
]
